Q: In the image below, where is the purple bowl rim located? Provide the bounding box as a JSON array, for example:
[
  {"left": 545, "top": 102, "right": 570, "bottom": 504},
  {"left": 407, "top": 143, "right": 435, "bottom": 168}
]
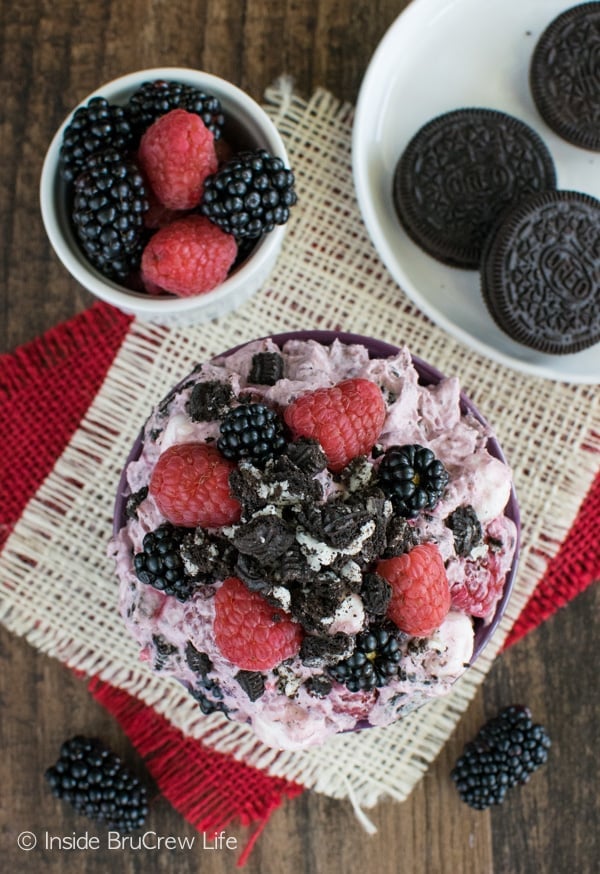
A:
[{"left": 113, "top": 329, "right": 520, "bottom": 665}]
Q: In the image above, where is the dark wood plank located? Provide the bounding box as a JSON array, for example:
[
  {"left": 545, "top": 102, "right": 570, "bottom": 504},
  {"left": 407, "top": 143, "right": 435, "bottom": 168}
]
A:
[
  {"left": 0, "top": 2, "right": 598, "bottom": 873},
  {"left": 486, "top": 584, "right": 600, "bottom": 874}
]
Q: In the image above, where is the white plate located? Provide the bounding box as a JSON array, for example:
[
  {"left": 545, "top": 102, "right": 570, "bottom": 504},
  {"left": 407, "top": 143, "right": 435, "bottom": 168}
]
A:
[{"left": 352, "top": 0, "right": 600, "bottom": 383}]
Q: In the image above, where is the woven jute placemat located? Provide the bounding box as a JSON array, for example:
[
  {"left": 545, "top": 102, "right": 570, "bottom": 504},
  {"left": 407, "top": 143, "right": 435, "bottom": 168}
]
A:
[{"left": 1, "top": 84, "right": 598, "bottom": 812}]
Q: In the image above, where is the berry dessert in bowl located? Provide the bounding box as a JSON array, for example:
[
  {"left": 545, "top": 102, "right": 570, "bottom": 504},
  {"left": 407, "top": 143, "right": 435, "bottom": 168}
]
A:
[
  {"left": 110, "top": 332, "right": 519, "bottom": 750},
  {"left": 40, "top": 68, "right": 296, "bottom": 325}
]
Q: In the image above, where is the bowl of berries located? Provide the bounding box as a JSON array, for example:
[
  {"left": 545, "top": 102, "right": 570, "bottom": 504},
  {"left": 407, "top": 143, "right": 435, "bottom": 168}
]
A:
[
  {"left": 40, "top": 68, "right": 297, "bottom": 325},
  {"left": 110, "top": 330, "right": 520, "bottom": 750}
]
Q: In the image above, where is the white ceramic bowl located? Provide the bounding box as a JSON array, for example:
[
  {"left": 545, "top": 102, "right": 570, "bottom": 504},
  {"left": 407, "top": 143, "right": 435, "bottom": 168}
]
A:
[{"left": 40, "top": 68, "right": 290, "bottom": 326}]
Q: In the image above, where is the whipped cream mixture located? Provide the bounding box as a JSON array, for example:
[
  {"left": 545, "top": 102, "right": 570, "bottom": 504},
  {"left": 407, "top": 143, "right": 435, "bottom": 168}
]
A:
[{"left": 111, "top": 339, "right": 517, "bottom": 749}]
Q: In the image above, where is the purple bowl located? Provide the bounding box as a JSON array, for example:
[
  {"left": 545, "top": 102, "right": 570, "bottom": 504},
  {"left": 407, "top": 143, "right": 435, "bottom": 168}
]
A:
[{"left": 114, "top": 330, "right": 520, "bottom": 667}]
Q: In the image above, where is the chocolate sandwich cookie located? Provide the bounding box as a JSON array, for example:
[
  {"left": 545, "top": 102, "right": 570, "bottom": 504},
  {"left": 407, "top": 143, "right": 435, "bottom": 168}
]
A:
[
  {"left": 530, "top": 3, "right": 600, "bottom": 152},
  {"left": 393, "top": 108, "right": 557, "bottom": 268},
  {"left": 480, "top": 190, "right": 600, "bottom": 355}
]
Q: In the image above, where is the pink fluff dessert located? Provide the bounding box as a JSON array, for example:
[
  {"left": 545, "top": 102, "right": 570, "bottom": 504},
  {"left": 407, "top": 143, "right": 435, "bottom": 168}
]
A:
[{"left": 110, "top": 332, "right": 518, "bottom": 750}]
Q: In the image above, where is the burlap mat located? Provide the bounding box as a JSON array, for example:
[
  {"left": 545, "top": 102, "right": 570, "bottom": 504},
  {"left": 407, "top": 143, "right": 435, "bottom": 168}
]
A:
[{"left": 1, "top": 85, "right": 598, "bottom": 813}]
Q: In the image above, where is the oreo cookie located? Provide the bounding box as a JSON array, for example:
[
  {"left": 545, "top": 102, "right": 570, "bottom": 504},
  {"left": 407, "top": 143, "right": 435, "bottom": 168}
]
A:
[
  {"left": 530, "top": 3, "right": 600, "bottom": 152},
  {"left": 480, "top": 190, "right": 600, "bottom": 354},
  {"left": 393, "top": 108, "right": 557, "bottom": 267}
]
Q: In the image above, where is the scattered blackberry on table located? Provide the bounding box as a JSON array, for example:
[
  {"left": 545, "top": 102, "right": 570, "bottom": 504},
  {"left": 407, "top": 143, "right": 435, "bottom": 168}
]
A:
[
  {"left": 378, "top": 444, "right": 449, "bottom": 518},
  {"left": 451, "top": 706, "right": 551, "bottom": 810},
  {"left": 126, "top": 79, "right": 225, "bottom": 138},
  {"left": 134, "top": 523, "right": 199, "bottom": 601},
  {"left": 45, "top": 736, "right": 148, "bottom": 832},
  {"left": 329, "top": 626, "right": 402, "bottom": 692},
  {"left": 217, "top": 402, "right": 287, "bottom": 464},
  {"left": 59, "top": 97, "right": 135, "bottom": 182},
  {"left": 200, "top": 148, "right": 297, "bottom": 239},
  {"left": 71, "top": 148, "right": 149, "bottom": 280}
]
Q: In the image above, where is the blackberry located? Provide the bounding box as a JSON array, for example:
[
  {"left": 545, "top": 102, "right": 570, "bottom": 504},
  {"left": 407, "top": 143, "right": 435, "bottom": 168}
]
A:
[
  {"left": 378, "top": 444, "right": 449, "bottom": 518},
  {"left": 45, "top": 736, "right": 148, "bottom": 832},
  {"left": 59, "top": 96, "right": 135, "bottom": 183},
  {"left": 451, "top": 706, "right": 551, "bottom": 810},
  {"left": 134, "top": 523, "right": 199, "bottom": 601},
  {"left": 217, "top": 402, "right": 286, "bottom": 464},
  {"left": 71, "top": 149, "right": 149, "bottom": 280},
  {"left": 329, "top": 627, "right": 402, "bottom": 692},
  {"left": 200, "top": 148, "right": 297, "bottom": 239},
  {"left": 126, "top": 79, "right": 225, "bottom": 138}
]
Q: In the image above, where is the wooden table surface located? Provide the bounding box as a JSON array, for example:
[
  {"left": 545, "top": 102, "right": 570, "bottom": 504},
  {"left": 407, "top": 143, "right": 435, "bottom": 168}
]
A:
[{"left": 1, "top": 2, "right": 598, "bottom": 872}]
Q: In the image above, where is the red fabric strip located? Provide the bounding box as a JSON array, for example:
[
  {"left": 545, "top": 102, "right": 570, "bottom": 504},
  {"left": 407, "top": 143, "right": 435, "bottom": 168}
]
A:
[
  {"left": 503, "top": 457, "right": 600, "bottom": 649},
  {"left": 0, "top": 302, "right": 132, "bottom": 550}
]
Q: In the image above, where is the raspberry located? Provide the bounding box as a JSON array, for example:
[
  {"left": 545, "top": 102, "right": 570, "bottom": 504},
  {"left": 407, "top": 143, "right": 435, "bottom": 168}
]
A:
[
  {"left": 449, "top": 550, "right": 506, "bottom": 618},
  {"left": 149, "top": 443, "right": 241, "bottom": 528},
  {"left": 141, "top": 215, "right": 237, "bottom": 297},
  {"left": 283, "top": 378, "right": 386, "bottom": 472},
  {"left": 213, "top": 577, "right": 303, "bottom": 671},
  {"left": 377, "top": 543, "right": 451, "bottom": 637},
  {"left": 138, "top": 108, "right": 218, "bottom": 209}
]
